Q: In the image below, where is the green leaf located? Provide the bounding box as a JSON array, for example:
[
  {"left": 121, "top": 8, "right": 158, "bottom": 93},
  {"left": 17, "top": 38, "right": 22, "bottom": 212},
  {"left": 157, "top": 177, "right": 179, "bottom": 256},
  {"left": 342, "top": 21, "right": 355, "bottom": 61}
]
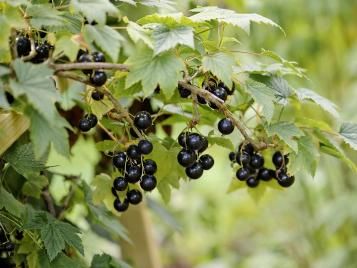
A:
[
  {"left": 314, "top": 130, "right": 357, "bottom": 173},
  {"left": 202, "top": 52, "right": 234, "bottom": 87},
  {"left": 91, "top": 254, "right": 112, "bottom": 268},
  {"left": 290, "top": 135, "right": 319, "bottom": 177},
  {"left": 3, "top": 142, "right": 46, "bottom": 176},
  {"left": 53, "top": 35, "right": 80, "bottom": 62},
  {"left": 41, "top": 223, "right": 66, "bottom": 261},
  {"left": 151, "top": 24, "right": 194, "bottom": 55},
  {"left": 84, "top": 25, "right": 123, "bottom": 62},
  {"left": 10, "top": 59, "right": 60, "bottom": 122},
  {"left": 206, "top": 134, "right": 234, "bottom": 151},
  {"left": 38, "top": 250, "right": 85, "bottom": 268},
  {"left": 295, "top": 88, "right": 339, "bottom": 118},
  {"left": 125, "top": 46, "right": 185, "bottom": 98},
  {"left": 27, "top": 5, "right": 67, "bottom": 28},
  {"left": 127, "top": 21, "right": 153, "bottom": 49},
  {"left": 22, "top": 174, "right": 48, "bottom": 199},
  {"left": 265, "top": 76, "right": 293, "bottom": 105},
  {"left": 245, "top": 79, "right": 275, "bottom": 122},
  {"left": 26, "top": 106, "right": 70, "bottom": 158},
  {"left": 339, "top": 122, "right": 357, "bottom": 150},
  {"left": 56, "top": 221, "right": 84, "bottom": 256},
  {"left": 0, "top": 187, "right": 25, "bottom": 218},
  {"left": 265, "top": 121, "right": 304, "bottom": 152},
  {"left": 92, "top": 173, "right": 115, "bottom": 210},
  {"left": 139, "top": 0, "right": 176, "bottom": 10},
  {"left": 71, "top": 0, "right": 118, "bottom": 25},
  {"left": 190, "top": 6, "right": 284, "bottom": 35}
]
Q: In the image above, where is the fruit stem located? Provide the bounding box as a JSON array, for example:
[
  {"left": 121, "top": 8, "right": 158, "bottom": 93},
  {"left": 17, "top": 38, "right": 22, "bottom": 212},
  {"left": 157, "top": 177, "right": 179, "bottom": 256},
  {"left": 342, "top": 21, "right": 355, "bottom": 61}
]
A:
[{"left": 52, "top": 62, "right": 129, "bottom": 72}]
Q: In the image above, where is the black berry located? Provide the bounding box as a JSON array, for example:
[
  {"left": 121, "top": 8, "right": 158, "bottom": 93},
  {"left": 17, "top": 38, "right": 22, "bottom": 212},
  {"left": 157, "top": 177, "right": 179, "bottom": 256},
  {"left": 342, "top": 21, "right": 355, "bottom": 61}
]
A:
[
  {"left": 92, "top": 51, "right": 105, "bottom": 62},
  {"left": 272, "top": 151, "right": 284, "bottom": 168},
  {"left": 236, "top": 152, "right": 250, "bottom": 166},
  {"left": 229, "top": 152, "right": 236, "bottom": 162},
  {"left": 127, "top": 189, "right": 142, "bottom": 205},
  {"left": 140, "top": 174, "right": 157, "bottom": 191},
  {"left": 91, "top": 90, "right": 104, "bottom": 101},
  {"left": 258, "top": 168, "right": 272, "bottom": 181},
  {"left": 187, "top": 133, "right": 203, "bottom": 151},
  {"left": 16, "top": 36, "right": 31, "bottom": 57},
  {"left": 250, "top": 154, "right": 264, "bottom": 169},
  {"left": 218, "top": 118, "right": 234, "bottom": 135},
  {"left": 113, "top": 152, "right": 126, "bottom": 169},
  {"left": 177, "top": 149, "right": 196, "bottom": 167},
  {"left": 199, "top": 154, "right": 214, "bottom": 170},
  {"left": 185, "top": 162, "right": 203, "bottom": 179},
  {"left": 134, "top": 111, "right": 152, "bottom": 130},
  {"left": 236, "top": 167, "right": 249, "bottom": 181},
  {"left": 277, "top": 173, "right": 295, "bottom": 187},
  {"left": 138, "top": 140, "right": 153, "bottom": 155},
  {"left": 125, "top": 165, "right": 142, "bottom": 183},
  {"left": 111, "top": 187, "right": 118, "bottom": 197},
  {"left": 90, "top": 71, "right": 107, "bottom": 86},
  {"left": 212, "top": 86, "right": 228, "bottom": 101},
  {"left": 32, "top": 42, "right": 51, "bottom": 63},
  {"left": 178, "top": 84, "right": 191, "bottom": 98},
  {"left": 114, "top": 198, "right": 129, "bottom": 212},
  {"left": 78, "top": 118, "right": 91, "bottom": 132},
  {"left": 198, "top": 136, "right": 208, "bottom": 153},
  {"left": 239, "top": 143, "right": 255, "bottom": 155},
  {"left": 178, "top": 132, "right": 189, "bottom": 148},
  {"left": 78, "top": 53, "right": 92, "bottom": 75},
  {"left": 246, "top": 176, "right": 259, "bottom": 187},
  {"left": 113, "top": 177, "right": 128, "bottom": 191},
  {"left": 197, "top": 95, "right": 207, "bottom": 104},
  {"left": 87, "top": 114, "right": 98, "bottom": 128},
  {"left": 127, "top": 145, "right": 141, "bottom": 160},
  {"left": 143, "top": 159, "right": 157, "bottom": 175}
]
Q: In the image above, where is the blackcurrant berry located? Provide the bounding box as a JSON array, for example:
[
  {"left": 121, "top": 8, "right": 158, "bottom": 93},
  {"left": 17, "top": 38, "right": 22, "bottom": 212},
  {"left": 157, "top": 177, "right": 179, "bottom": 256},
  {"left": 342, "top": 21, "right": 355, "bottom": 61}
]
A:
[
  {"left": 78, "top": 118, "right": 91, "bottom": 132},
  {"left": 239, "top": 143, "right": 255, "bottom": 156},
  {"left": 187, "top": 133, "right": 203, "bottom": 151},
  {"left": 16, "top": 36, "right": 31, "bottom": 57},
  {"left": 111, "top": 187, "right": 118, "bottom": 197},
  {"left": 2, "top": 242, "right": 15, "bottom": 252},
  {"left": 178, "top": 132, "right": 189, "bottom": 148},
  {"left": 87, "top": 114, "right": 98, "bottom": 128},
  {"left": 138, "top": 140, "right": 153, "bottom": 155},
  {"left": 78, "top": 53, "right": 93, "bottom": 75},
  {"left": 127, "top": 189, "right": 142, "bottom": 205},
  {"left": 91, "top": 90, "right": 104, "bottom": 101},
  {"left": 246, "top": 176, "right": 259, "bottom": 187},
  {"left": 218, "top": 118, "right": 234, "bottom": 135},
  {"left": 277, "top": 173, "right": 295, "bottom": 187},
  {"left": 250, "top": 154, "right": 264, "bottom": 169},
  {"left": 39, "top": 28, "right": 47, "bottom": 38},
  {"left": 125, "top": 165, "right": 142, "bottom": 183},
  {"left": 114, "top": 198, "right": 129, "bottom": 212},
  {"left": 236, "top": 152, "right": 250, "bottom": 166},
  {"left": 257, "top": 168, "right": 272, "bottom": 181},
  {"left": 212, "top": 86, "right": 228, "bottom": 101},
  {"left": 113, "top": 152, "right": 126, "bottom": 169},
  {"left": 92, "top": 51, "right": 105, "bottom": 62},
  {"left": 34, "top": 42, "right": 50, "bottom": 60},
  {"left": 127, "top": 145, "right": 141, "bottom": 160},
  {"left": 177, "top": 149, "right": 196, "bottom": 167},
  {"left": 178, "top": 84, "right": 191, "bottom": 98},
  {"left": 140, "top": 174, "right": 157, "bottom": 191},
  {"left": 90, "top": 71, "right": 107, "bottom": 86},
  {"left": 229, "top": 152, "right": 236, "bottom": 162},
  {"left": 134, "top": 111, "right": 152, "bottom": 130},
  {"left": 197, "top": 95, "right": 207, "bottom": 104},
  {"left": 236, "top": 167, "right": 249, "bottom": 181},
  {"left": 198, "top": 136, "right": 208, "bottom": 153},
  {"left": 272, "top": 151, "right": 284, "bottom": 168},
  {"left": 113, "top": 177, "right": 128, "bottom": 191},
  {"left": 143, "top": 159, "right": 157, "bottom": 175},
  {"left": 199, "top": 154, "right": 214, "bottom": 170},
  {"left": 185, "top": 162, "right": 203, "bottom": 179}
]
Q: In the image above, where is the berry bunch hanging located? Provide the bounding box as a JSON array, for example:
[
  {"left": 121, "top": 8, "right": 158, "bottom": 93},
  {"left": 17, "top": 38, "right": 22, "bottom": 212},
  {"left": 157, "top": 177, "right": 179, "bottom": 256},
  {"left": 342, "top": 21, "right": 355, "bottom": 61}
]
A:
[
  {"left": 77, "top": 50, "right": 107, "bottom": 86},
  {"left": 78, "top": 114, "right": 98, "bottom": 132},
  {"left": 111, "top": 139, "right": 157, "bottom": 212},
  {"left": 229, "top": 143, "right": 295, "bottom": 188},
  {"left": 177, "top": 131, "right": 214, "bottom": 179}
]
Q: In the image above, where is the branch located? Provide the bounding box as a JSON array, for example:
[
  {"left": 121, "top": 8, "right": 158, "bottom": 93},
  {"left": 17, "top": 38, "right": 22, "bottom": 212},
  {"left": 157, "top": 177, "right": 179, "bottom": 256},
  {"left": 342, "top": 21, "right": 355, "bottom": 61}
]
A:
[
  {"left": 41, "top": 188, "right": 56, "bottom": 217},
  {"left": 52, "top": 62, "right": 129, "bottom": 72}
]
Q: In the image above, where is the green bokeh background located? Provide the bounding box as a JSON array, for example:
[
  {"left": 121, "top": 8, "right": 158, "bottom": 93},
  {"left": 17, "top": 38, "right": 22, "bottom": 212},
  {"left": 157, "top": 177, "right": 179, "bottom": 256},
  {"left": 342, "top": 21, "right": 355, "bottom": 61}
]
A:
[{"left": 146, "top": 1, "right": 357, "bottom": 267}]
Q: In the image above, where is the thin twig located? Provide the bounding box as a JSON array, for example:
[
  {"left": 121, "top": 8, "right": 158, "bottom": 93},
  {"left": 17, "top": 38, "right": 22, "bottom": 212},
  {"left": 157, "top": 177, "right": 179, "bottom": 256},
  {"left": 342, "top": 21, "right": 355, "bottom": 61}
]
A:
[
  {"left": 98, "top": 122, "right": 118, "bottom": 142},
  {"left": 52, "top": 62, "right": 129, "bottom": 72},
  {"left": 41, "top": 188, "right": 56, "bottom": 217}
]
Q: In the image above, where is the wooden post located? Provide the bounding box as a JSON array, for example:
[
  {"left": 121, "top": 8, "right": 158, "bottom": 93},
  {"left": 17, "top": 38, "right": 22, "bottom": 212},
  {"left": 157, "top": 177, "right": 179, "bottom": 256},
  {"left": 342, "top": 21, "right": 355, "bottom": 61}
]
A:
[{"left": 120, "top": 203, "right": 162, "bottom": 268}]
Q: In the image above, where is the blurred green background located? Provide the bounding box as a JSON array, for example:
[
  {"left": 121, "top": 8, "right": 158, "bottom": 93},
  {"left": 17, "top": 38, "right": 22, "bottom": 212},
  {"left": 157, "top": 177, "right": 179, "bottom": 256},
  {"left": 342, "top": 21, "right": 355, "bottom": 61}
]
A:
[{"left": 145, "top": 1, "right": 357, "bottom": 267}]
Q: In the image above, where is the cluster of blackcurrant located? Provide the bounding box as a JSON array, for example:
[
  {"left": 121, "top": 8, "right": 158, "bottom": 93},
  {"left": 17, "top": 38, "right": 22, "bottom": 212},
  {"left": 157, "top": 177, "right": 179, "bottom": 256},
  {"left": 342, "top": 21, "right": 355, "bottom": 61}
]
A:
[
  {"left": 111, "top": 140, "right": 157, "bottom": 212},
  {"left": 230, "top": 143, "right": 295, "bottom": 188},
  {"left": 177, "top": 131, "right": 214, "bottom": 179},
  {"left": 78, "top": 114, "right": 98, "bottom": 132},
  {"left": 77, "top": 50, "right": 107, "bottom": 87},
  {"left": 16, "top": 34, "right": 53, "bottom": 63},
  {"left": 0, "top": 228, "right": 15, "bottom": 256}
]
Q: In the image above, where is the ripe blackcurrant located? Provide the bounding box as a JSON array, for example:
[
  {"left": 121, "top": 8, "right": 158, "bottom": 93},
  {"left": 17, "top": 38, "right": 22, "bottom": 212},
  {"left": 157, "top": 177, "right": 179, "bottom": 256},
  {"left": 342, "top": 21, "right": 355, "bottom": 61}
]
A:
[
  {"left": 78, "top": 53, "right": 92, "bottom": 75},
  {"left": 140, "top": 174, "right": 157, "bottom": 191},
  {"left": 212, "top": 86, "right": 228, "bottom": 101},
  {"left": 272, "top": 151, "right": 284, "bottom": 168},
  {"left": 134, "top": 111, "right": 152, "bottom": 130},
  {"left": 125, "top": 165, "right": 142, "bottom": 183},
  {"left": 31, "top": 42, "right": 51, "bottom": 63},
  {"left": 127, "top": 189, "right": 143, "bottom": 205},
  {"left": 178, "top": 132, "right": 189, "bottom": 148},
  {"left": 199, "top": 154, "right": 214, "bottom": 170},
  {"left": 197, "top": 95, "right": 207, "bottom": 104},
  {"left": 90, "top": 71, "right": 107, "bottom": 86},
  {"left": 127, "top": 145, "right": 141, "bottom": 160},
  {"left": 16, "top": 36, "right": 31, "bottom": 57},
  {"left": 258, "top": 168, "right": 272, "bottom": 181},
  {"left": 236, "top": 167, "right": 249, "bottom": 181},
  {"left": 113, "top": 177, "right": 128, "bottom": 191},
  {"left": 236, "top": 152, "right": 250, "bottom": 166},
  {"left": 229, "top": 152, "right": 236, "bottom": 162},
  {"left": 78, "top": 118, "right": 91, "bottom": 132},
  {"left": 91, "top": 90, "right": 104, "bottom": 101},
  {"left": 187, "top": 133, "right": 203, "bottom": 151},
  {"left": 177, "top": 149, "right": 196, "bottom": 167},
  {"left": 113, "top": 152, "right": 126, "bottom": 169},
  {"left": 143, "top": 159, "right": 157, "bottom": 175},
  {"left": 250, "top": 154, "right": 264, "bottom": 169},
  {"left": 114, "top": 198, "right": 129, "bottom": 212},
  {"left": 218, "top": 118, "right": 234, "bottom": 135},
  {"left": 87, "top": 114, "right": 98, "bottom": 128},
  {"left": 277, "top": 173, "right": 295, "bottom": 187},
  {"left": 138, "top": 140, "right": 153, "bottom": 155},
  {"left": 246, "top": 176, "right": 259, "bottom": 188},
  {"left": 239, "top": 143, "right": 255, "bottom": 155},
  {"left": 39, "top": 28, "right": 47, "bottom": 38},
  {"left": 198, "top": 136, "right": 208, "bottom": 153},
  {"left": 178, "top": 84, "right": 191, "bottom": 98},
  {"left": 92, "top": 51, "right": 105, "bottom": 62},
  {"left": 185, "top": 162, "right": 203, "bottom": 179}
]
